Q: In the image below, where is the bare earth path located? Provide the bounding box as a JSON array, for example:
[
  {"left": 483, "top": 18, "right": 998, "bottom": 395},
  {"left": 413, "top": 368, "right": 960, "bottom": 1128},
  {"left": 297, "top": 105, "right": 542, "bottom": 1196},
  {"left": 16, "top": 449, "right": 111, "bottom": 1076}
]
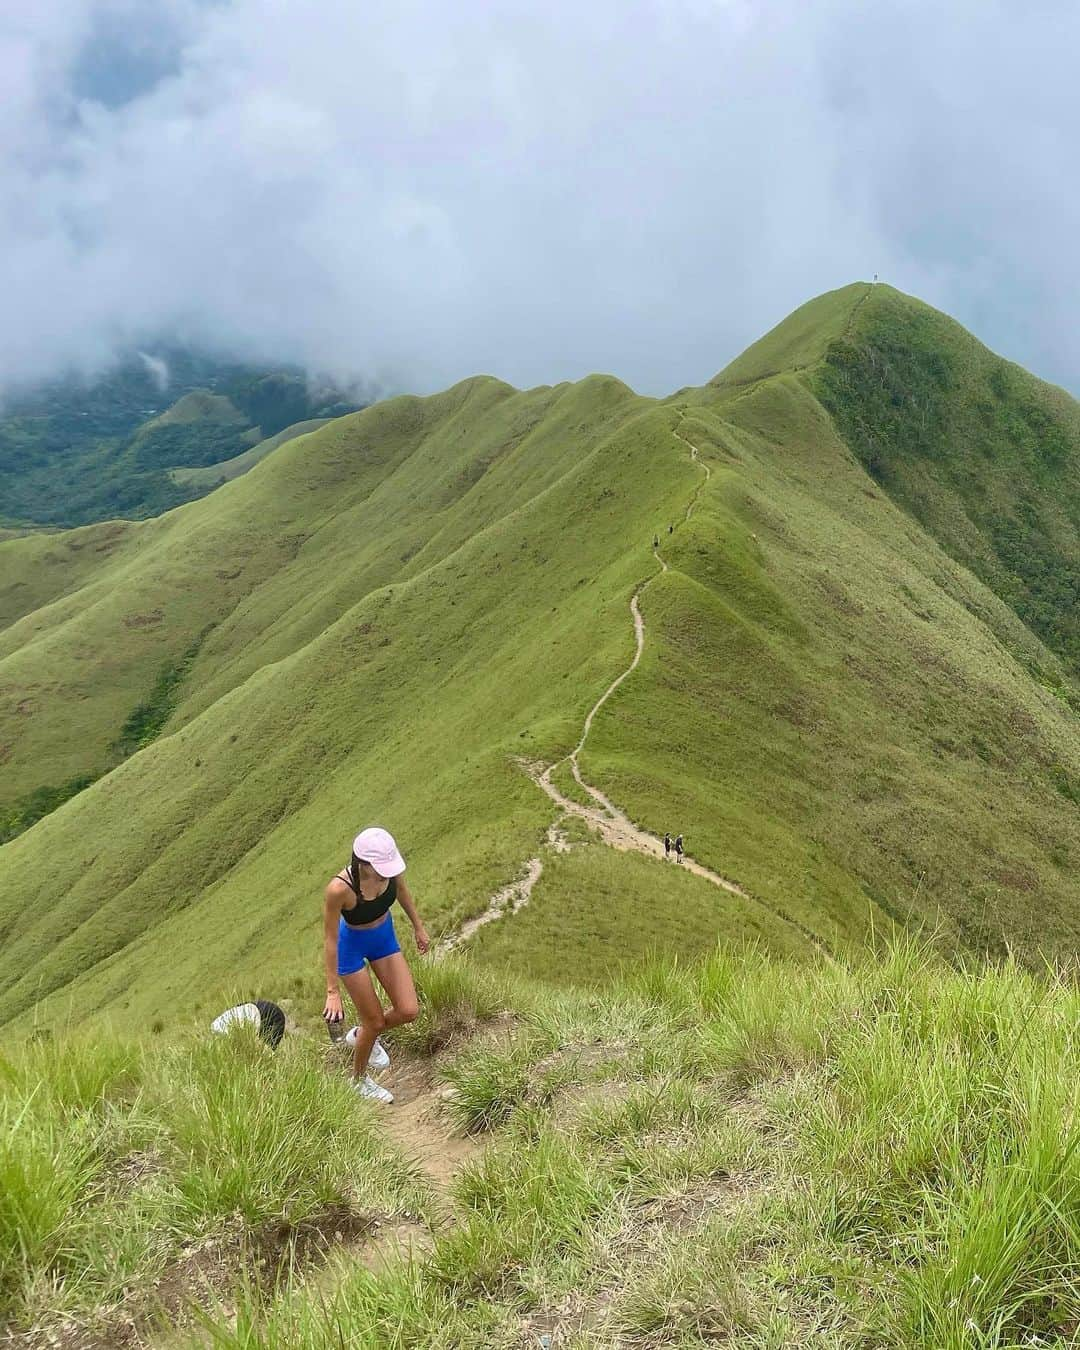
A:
[
  {"left": 528, "top": 420, "right": 746, "bottom": 894},
  {"left": 445, "top": 421, "right": 749, "bottom": 959},
  {"left": 443, "top": 417, "right": 834, "bottom": 958},
  {"left": 393, "top": 424, "right": 823, "bottom": 1215}
]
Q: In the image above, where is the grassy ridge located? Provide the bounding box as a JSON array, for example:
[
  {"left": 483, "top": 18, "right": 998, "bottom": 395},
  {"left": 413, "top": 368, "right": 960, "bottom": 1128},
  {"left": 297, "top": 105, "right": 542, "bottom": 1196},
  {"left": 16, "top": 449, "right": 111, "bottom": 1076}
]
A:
[
  {"left": 0, "top": 376, "right": 637, "bottom": 808},
  {"left": 579, "top": 372, "right": 1080, "bottom": 958},
  {"left": 1, "top": 285, "right": 1078, "bottom": 1032},
  {"left": 168, "top": 419, "right": 332, "bottom": 489},
  {"left": 0, "top": 388, "right": 717, "bottom": 1029},
  {"left": 3, "top": 941, "right": 1077, "bottom": 1347}
]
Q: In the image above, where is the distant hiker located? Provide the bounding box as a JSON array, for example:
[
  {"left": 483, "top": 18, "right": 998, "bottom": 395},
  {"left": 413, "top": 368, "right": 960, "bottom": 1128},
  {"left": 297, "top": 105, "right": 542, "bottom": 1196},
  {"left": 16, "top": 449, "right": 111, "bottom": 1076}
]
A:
[
  {"left": 664, "top": 832, "right": 672, "bottom": 859},
  {"left": 653, "top": 535, "right": 659, "bottom": 549},
  {"left": 323, "top": 826, "right": 429, "bottom": 1104},
  {"left": 211, "top": 999, "right": 287, "bottom": 1049},
  {"left": 668, "top": 523, "right": 674, "bottom": 535},
  {"left": 674, "top": 834, "right": 684, "bottom": 864}
]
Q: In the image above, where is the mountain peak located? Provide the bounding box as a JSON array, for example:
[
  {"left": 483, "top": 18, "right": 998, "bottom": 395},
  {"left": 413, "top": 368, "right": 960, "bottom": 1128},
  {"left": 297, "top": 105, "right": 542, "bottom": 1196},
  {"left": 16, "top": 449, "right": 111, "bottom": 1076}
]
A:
[{"left": 709, "top": 281, "right": 874, "bottom": 389}]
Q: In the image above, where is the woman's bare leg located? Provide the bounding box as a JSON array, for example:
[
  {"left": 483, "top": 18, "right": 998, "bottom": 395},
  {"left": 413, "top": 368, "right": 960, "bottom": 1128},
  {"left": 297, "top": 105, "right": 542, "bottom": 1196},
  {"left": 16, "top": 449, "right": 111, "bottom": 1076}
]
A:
[
  {"left": 341, "top": 954, "right": 419, "bottom": 1078},
  {"left": 341, "top": 967, "right": 386, "bottom": 1079},
  {"left": 370, "top": 952, "right": 420, "bottom": 1034}
]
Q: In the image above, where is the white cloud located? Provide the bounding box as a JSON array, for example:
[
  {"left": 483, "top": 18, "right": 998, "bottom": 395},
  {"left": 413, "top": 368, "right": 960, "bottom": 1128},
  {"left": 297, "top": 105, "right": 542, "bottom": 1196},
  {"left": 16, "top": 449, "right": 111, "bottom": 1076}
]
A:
[
  {"left": 0, "top": 0, "right": 1077, "bottom": 396},
  {"left": 137, "top": 350, "right": 169, "bottom": 389}
]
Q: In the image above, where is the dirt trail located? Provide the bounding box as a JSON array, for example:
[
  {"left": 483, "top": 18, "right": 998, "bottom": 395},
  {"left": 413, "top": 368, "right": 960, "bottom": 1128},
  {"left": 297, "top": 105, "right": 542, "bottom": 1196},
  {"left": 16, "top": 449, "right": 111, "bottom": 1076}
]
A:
[
  {"left": 327, "top": 1045, "right": 485, "bottom": 1258},
  {"left": 377, "top": 1059, "right": 479, "bottom": 1196},
  {"left": 443, "top": 418, "right": 746, "bottom": 942},
  {"left": 350, "top": 420, "right": 822, "bottom": 1257},
  {"left": 558, "top": 424, "right": 708, "bottom": 819},
  {"left": 531, "top": 759, "right": 746, "bottom": 896},
  {"left": 525, "top": 420, "right": 752, "bottom": 892},
  {"left": 444, "top": 418, "right": 830, "bottom": 955},
  {"left": 441, "top": 820, "right": 572, "bottom": 951}
]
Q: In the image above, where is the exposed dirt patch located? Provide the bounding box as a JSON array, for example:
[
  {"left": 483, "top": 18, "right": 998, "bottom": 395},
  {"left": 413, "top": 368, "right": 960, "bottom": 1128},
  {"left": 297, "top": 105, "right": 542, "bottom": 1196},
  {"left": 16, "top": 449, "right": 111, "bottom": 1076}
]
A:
[
  {"left": 631, "top": 1172, "right": 770, "bottom": 1233},
  {"left": 993, "top": 864, "right": 1039, "bottom": 892},
  {"left": 248, "top": 1204, "right": 376, "bottom": 1274},
  {"left": 358, "top": 1218, "right": 433, "bottom": 1272},
  {"left": 2, "top": 1322, "right": 127, "bottom": 1350},
  {"left": 550, "top": 1077, "right": 632, "bottom": 1128},
  {"left": 773, "top": 694, "right": 822, "bottom": 730},
  {"left": 121, "top": 611, "right": 163, "bottom": 629},
  {"left": 443, "top": 855, "right": 545, "bottom": 951},
  {"left": 1, "top": 1205, "right": 380, "bottom": 1350},
  {"left": 99, "top": 1148, "right": 165, "bottom": 1200},
  {"left": 816, "top": 571, "right": 865, "bottom": 617},
  {"left": 378, "top": 1058, "right": 483, "bottom": 1204}
]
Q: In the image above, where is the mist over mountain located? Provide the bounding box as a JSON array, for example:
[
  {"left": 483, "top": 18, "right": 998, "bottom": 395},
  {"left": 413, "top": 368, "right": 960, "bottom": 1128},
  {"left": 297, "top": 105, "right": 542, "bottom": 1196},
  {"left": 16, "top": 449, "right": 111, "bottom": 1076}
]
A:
[
  {"left": 0, "top": 347, "right": 365, "bottom": 528},
  {"left": 4, "top": 2, "right": 1080, "bottom": 400}
]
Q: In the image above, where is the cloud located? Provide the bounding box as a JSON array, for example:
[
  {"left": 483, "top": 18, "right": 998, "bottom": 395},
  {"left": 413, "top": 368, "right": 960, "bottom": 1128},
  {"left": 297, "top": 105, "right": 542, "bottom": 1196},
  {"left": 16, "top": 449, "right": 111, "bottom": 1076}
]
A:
[
  {"left": 137, "top": 350, "right": 169, "bottom": 390},
  {"left": 1, "top": 0, "right": 1077, "bottom": 397}
]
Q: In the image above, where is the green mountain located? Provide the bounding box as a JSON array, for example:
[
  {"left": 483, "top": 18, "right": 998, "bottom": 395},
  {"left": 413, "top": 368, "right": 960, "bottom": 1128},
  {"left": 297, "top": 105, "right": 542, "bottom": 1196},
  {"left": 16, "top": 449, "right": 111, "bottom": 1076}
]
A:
[
  {"left": 0, "top": 349, "right": 361, "bottom": 527},
  {"left": 1, "top": 284, "right": 1078, "bottom": 1033}
]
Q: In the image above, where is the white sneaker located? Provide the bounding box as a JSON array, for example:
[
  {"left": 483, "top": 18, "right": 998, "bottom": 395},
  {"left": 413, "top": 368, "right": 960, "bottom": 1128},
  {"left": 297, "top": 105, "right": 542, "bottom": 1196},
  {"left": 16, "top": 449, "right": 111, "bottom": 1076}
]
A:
[
  {"left": 354, "top": 1074, "right": 394, "bottom": 1104},
  {"left": 343, "top": 1028, "right": 390, "bottom": 1070}
]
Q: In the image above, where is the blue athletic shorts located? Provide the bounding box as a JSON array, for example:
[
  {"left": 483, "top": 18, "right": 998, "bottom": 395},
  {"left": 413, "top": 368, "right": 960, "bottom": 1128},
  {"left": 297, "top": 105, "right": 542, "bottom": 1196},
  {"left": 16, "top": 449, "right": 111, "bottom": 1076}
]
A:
[{"left": 338, "top": 913, "right": 401, "bottom": 975}]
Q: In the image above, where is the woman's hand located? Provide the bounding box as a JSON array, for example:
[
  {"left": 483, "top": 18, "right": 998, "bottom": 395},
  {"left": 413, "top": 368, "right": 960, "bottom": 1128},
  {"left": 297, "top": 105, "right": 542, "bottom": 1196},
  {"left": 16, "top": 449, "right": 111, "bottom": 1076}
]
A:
[
  {"left": 413, "top": 924, "right": 431, "bottom": 955},
  {"left": 323, "top": 989, "right": 344, "bottom": 1022}
]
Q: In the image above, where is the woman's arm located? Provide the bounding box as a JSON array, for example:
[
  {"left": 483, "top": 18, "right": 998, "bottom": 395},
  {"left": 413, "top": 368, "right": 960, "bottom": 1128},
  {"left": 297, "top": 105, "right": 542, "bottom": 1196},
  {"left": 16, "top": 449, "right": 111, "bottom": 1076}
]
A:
[
  {"left": 323, "top": 883, "right": 346, "bottom": 1021},
  {"left": 396, "top": 876, "right": 430, "bottom": 953}
]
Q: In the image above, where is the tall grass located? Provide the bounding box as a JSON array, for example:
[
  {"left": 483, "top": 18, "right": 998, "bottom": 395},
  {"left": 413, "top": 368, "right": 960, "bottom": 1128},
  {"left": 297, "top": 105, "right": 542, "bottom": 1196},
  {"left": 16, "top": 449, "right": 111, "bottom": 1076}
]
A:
[
  {"left": 3, "top": 940, "right": 1077, "bottom": 1346},
  {"left": 0, "top": 1029, "right": 424, "bottom": 1331}
]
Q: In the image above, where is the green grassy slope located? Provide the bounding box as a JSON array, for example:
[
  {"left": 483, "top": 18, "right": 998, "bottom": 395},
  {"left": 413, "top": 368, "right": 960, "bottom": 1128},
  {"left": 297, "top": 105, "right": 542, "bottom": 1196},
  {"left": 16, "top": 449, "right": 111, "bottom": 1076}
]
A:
[
  {"left": 1, "top": 286, "right": 1078, "bottom": 1032},
  {"left": 167, "top": 418, "right": 332, "bottom": 488},
  {"left": 0, "top": 376, "right": 639, "bottom": 810},
  {"left": 3, "top": 379, "right": 737, "bottom": 1028},
  {"left": 564, "top": 366, "right": 1079, "bottom": 963},
  {"left": 709, "top": 281, "right": 871, "bottom": 389}
]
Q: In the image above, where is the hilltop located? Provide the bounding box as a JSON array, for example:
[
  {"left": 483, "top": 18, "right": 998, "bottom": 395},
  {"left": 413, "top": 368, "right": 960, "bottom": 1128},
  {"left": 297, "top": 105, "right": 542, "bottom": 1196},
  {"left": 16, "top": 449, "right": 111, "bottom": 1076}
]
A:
[{"left": 0, "top": 284, "right": 1078, "bottom": 1034}]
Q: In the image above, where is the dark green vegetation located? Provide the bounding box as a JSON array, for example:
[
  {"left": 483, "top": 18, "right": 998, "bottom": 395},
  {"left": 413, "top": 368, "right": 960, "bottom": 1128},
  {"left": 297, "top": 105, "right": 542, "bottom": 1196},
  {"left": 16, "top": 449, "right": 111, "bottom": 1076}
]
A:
[
  {"left": 0, "top": 284, "right": 1078, "bottom": 1037},
  {"left": 0, "top": 627, "right": 214, "bottom": 844},
  {"left": 815, "top": 287, "right": 1080, "bottom": 673},
  {"left": 0, "top": 772, "right": 94, "bottom": 848},
  {"left": 0, "top": 349, "right": 360, "bottom": 526},
  {"left": 2, "top": 944, "right": 1077, "bottom": 1347},
  {"left": 111, "top": 626, "right": 215, "bottom": 760}
]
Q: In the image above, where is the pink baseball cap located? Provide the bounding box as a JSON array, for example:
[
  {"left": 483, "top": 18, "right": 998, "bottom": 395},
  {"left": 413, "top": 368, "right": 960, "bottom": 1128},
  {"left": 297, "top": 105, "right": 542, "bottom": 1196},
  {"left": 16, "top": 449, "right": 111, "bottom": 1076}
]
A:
[{"left": 352, "top": 825, "right": 406, "bottom": 877}]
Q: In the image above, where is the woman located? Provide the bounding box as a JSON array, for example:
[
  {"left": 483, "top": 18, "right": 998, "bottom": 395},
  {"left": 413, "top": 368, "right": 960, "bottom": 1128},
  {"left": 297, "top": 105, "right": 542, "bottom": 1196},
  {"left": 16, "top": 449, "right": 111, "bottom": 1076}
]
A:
[{"left": 322, "top": 825, "right": 429, "bottom": 1103}]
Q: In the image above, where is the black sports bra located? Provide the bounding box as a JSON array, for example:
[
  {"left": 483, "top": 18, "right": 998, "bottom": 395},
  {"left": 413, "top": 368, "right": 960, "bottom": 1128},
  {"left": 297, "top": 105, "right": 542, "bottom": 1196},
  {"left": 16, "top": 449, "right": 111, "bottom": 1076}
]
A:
[{"left": 338, "top": 865, "right": 398, "bottom": 927}]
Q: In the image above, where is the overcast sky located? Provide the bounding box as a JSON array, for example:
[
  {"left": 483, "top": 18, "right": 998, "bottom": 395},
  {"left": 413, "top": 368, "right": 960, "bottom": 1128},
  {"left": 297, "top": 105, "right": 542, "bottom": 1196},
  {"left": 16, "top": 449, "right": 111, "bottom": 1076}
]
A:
[{"left": 3, "top": 0, "right": 1078, "bottom": 398}]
